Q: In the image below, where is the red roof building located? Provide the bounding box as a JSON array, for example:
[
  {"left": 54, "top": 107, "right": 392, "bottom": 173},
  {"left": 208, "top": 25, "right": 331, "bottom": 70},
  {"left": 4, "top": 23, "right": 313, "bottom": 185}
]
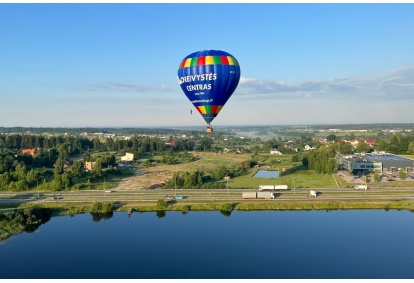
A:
[{"left": 22, "top": 149, "right": 36, "bottom": 156}]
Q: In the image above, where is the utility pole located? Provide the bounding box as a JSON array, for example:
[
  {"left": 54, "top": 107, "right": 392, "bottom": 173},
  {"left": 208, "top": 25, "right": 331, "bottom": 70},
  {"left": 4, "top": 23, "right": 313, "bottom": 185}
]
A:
[{"left": 293, "top": 177, "right": 296, "bottom": 195}]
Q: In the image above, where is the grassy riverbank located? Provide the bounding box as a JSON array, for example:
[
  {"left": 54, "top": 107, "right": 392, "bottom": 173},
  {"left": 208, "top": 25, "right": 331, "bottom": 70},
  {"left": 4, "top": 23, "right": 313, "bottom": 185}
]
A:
[{"left": 3, "top": 197, "right": 414, "bottom": 217}]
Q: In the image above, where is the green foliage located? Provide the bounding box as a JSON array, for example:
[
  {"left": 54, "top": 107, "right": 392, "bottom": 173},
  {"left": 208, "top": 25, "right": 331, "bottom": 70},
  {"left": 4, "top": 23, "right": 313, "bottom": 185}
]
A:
[
  {"left": 304, "top": 145, "right": 338, "bottom": 174},
  {"left": 220, "top": 203, "right": 233, "bottom": 212},
  {"left": 408, "top": 142, "right": 414, "bottom": 155},
  {"left": 101, "top": 203, "right": 113, "bottom": 213},
  {"left": 91, "top": 202, "right": 113, "bottom": 213},
  {"left": 326, "top": 134, "right": 336, "bottom": 142},
  {"left": 91, "top": 202, "right": 102, "bottom": 213},
  {"left": 156, "top": 199, "right": 167, "bottom": 210},
  {"left": 374, "top": 172, "right": 381, "bottom": 183},
  {"left": 0, "top": 207, "right": 52, "bottom": 240},
  {"left": 399, "top": 170, "right": 407, "bottom": 180},
  {"left": 291, "top": 154, "right": 302, "bottom": 162},
  {"left": 336, "top": 141, "right": 354, "bottom": 154}
]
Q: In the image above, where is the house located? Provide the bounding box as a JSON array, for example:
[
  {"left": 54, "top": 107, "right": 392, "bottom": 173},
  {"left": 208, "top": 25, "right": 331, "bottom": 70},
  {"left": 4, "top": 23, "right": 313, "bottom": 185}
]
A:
[
  {"left": 121, "top": 153, "right": 134, "bottom": 162},
  {"left": 85, "top": 161, "right": 96, "bottom": 171},
  {"left": 365, "top": 139, "right": 375, "bottom": 146},
  {"left": 270, "top": 148, "right": 282, "bottom": 155},
  {"left": 304, "top": 145, "right": 316, "bottom": 151},
  {"left": 22, "top": 148, "right": 36, "bottom": 156}
]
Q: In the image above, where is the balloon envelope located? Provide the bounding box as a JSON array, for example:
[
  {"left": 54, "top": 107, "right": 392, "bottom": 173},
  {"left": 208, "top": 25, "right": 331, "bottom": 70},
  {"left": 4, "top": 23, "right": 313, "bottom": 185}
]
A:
[{"left": 177, "top": 50, "right": 241, "bottom": 125}]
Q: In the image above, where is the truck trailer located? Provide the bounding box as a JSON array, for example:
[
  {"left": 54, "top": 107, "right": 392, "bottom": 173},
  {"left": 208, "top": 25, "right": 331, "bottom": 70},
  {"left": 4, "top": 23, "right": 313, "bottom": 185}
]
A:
[
  {"left": 258, "top": 185, "right": 289, "bottom": 191},
  {"left": 242, "top": 192, "right": 276, "bottom": 199},
  {"left": 354, "top": 184, "right": 368, "bottom": 190},
  {"left": 274, "top": 185, "right": 289, "bottom": 191}
]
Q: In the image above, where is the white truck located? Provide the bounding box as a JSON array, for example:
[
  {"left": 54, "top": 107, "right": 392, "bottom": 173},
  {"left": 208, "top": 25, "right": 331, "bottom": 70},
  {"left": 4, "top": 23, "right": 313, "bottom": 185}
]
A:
[
  {"left": 242, "top": 191, "right": 276, "bottom": 199},
  {"left": 274, "top": 185, "right": 289, "bottom": 191},
  {"left": 354, "top": 184, "right": 368, "bottom": 190},
  {"left": 258, "top": 185, "right": 275, "bottom": 191},
  {"left": 309, "top": 190, "right": 318, "bottom": 197},
  {"left": 258, "top": 185, "right": 289, "bottom": 191}
]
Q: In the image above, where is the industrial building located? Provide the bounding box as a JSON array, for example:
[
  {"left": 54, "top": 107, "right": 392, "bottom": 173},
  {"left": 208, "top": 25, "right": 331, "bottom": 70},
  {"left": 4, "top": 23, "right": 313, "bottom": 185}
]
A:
[{"left": 336, "top": 152, "right": 414, "bottom": 174}]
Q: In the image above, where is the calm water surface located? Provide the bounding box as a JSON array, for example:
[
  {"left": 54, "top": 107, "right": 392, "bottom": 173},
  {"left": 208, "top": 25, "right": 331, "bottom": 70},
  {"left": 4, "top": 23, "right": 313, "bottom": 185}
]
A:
[
  {"left": 1, "top": 210, "right": 414, "bottom": 279},
  {"left": 253, "top": 170, "right": 279, "bottom": 178}
]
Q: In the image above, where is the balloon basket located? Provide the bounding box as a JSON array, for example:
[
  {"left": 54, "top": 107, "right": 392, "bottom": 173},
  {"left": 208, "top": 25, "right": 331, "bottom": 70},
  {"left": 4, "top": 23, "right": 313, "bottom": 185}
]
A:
[{"left": 206, "top": 126, "right": 213, "bottom": 133}]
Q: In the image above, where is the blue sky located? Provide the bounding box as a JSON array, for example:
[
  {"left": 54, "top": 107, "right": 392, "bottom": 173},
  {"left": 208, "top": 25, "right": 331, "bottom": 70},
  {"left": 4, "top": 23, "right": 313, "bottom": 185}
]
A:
[{"left": 1, "top": 3, "right": 414, "bottom": 128}]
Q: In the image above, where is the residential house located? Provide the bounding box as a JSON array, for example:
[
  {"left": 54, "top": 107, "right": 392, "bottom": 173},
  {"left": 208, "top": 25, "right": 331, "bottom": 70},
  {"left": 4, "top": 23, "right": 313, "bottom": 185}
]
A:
[
  {"left": 121, "top": 153, "right": 134, "bottom": 162},
  {"left": 22, "top": 148, "right": 36, "bottom": 156},
  {"left": 270, "top": 148, "right": 282, "bottom": 155},
  {"left": 85, "top": 161, "right": 96, "bottom": 171}
]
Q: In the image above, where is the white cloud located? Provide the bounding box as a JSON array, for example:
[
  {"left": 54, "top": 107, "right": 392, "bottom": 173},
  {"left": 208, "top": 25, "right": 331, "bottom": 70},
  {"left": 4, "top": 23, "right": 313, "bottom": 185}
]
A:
[
  {"left": 85, "top": 82, "right": 148, "bottom": 92},
  {"left": 236, "top": 66, "right": 414, "bottom": 100}
]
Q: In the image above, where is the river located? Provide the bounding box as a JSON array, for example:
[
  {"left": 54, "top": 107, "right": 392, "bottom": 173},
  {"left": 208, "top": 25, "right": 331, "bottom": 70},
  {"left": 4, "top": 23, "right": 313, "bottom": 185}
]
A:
[{"left": 1, "top": 209, "right": 414, "bottom": 279}]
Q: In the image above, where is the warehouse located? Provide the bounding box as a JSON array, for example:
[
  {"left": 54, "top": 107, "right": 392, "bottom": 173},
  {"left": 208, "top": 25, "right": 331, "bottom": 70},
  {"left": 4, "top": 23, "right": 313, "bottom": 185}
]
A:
[{"left": 336, "top": 152, "right": 414, "bottom": 174}]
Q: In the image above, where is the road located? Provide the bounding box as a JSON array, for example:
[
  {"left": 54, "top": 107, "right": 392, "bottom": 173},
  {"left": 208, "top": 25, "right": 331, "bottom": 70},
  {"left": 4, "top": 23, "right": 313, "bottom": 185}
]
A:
[{"left": 1, "top": 187, "right": 414, "bottom": 203}]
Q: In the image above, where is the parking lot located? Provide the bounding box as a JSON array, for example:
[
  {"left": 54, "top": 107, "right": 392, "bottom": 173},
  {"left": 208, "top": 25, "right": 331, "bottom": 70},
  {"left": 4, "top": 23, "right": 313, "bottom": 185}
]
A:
[{"left": 336, "top": 170, "right": 414, "bottom": 185}]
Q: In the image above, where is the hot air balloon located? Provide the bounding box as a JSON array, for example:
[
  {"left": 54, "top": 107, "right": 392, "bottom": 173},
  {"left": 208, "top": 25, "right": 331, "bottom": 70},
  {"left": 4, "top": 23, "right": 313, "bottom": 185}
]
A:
[{"left": 177, "top": 50, "right": 241, "bottom": 133}]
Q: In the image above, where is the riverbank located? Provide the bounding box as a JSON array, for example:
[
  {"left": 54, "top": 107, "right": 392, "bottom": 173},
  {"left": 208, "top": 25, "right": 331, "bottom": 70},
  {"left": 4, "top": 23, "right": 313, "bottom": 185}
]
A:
[{"left": 3, "top": 197, "right": 414, "bottom": 217}]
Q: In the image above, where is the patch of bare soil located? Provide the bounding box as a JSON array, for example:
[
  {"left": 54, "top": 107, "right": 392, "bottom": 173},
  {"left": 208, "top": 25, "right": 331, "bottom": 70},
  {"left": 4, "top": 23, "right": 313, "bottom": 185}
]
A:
[{"left": 116, "top": 165, "right": 181, "bottom": 190}]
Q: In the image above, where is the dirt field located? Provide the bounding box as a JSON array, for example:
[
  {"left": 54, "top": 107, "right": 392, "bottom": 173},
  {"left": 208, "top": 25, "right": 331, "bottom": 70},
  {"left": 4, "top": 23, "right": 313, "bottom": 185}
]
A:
[
  {"left": 115, "top": 151, "right": 249, "bottom": 190},
  {"left": 116, "top": 165, "right": 177, "bottom": 190}
]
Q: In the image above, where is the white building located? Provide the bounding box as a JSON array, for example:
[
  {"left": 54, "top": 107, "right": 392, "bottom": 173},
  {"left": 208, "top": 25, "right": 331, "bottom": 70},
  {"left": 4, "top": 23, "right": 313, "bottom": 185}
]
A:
[
  {"left": 270, "top": 148, "right": 282, "bottom": 155},
  {"left": 304, "top": 145, "right": 316, "bottom": 151},
  {"left": 121, "top": 153, "right": 134, "bottom": 162}
]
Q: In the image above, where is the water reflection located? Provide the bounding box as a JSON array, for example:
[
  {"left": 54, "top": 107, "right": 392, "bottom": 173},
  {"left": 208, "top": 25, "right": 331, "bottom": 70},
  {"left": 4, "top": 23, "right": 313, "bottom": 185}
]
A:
[
  {"left": 1, "top": 210, "right": 414, "bottom": 279},
  {"left": 90, "top": 212, "right": 114, "bottom": 222}
]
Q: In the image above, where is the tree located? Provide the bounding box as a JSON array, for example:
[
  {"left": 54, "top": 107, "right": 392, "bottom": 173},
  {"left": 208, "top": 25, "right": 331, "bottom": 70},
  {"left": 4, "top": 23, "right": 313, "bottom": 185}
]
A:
[
  {"left": 92, "top": 160, "right": 103, "bottom": 178},
  {"left": 374, "top": 172, "right": 380, "bottom": 183},
  {"left": 336, "top": 142, "right": 354, "bottom": 154},
  {"left": 54, "top": 158, "right": 64, "bottom": 177},
  {"left": 356, "top": 140, "right": 370, "bottom": 153},
  {"left": 156, "top": 200, "right": 167, "bottom": 210},
  {"left": 199, "top": 137, "right": 212, "bottom": 151},
  {"left": 399, "top": 169, "right": 407, "bottom": 180},
  {"left": 52, "top": 175, "right": 63, "bottom": 191},
  {"left": 14, "top": 163, "right": 27, "bottom": 181},
  {"left": 326, "top": 134, "right": 336, "bottom": 142},
  {"left": 70, "top": 160, "right": 83, "bottom": 177},
  {"left": 62, "top": 172, "right": 72, "bottom": 189},
  {"left": 212, "top": 165, "right": 227, "bottom": 180},
  {"left": 93, "top": 137, "right": 102, "bottom": 150},
  {"left": 83, "top": 151, "right": 92, "bottom": 162},
  {"left": 25, "top": 169, "right": 39, "bottom": 186},
  {"left": 407, "top": 142, "right": 414, "bottom": 154}
]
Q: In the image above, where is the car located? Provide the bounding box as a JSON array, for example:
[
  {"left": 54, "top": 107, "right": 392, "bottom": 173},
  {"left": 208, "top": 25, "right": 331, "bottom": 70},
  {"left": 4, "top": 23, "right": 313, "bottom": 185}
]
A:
[
  {"left": 105, "top": 190, "right": 112, "bottom": 193},
  {"left": 175, "top": 196, "right": 184, "bottom": 200}
]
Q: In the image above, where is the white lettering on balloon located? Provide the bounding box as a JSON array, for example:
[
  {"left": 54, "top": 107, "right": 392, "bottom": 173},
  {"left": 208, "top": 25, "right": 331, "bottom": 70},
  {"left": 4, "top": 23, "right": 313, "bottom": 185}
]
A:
[{"left": 178, "top": 73, "right": 217, "bottom": 94}]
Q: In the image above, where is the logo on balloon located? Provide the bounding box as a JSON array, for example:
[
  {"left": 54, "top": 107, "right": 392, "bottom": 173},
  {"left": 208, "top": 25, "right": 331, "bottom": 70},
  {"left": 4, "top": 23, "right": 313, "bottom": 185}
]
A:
[{"left": 177, "top": 50, "right": 241, "bottom": 132}]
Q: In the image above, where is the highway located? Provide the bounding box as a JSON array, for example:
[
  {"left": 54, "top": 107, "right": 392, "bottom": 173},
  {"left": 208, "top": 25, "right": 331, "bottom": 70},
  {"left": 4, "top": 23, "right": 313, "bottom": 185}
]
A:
[{"left": 1, "top": 187, "right": 414, "bottom": 203}]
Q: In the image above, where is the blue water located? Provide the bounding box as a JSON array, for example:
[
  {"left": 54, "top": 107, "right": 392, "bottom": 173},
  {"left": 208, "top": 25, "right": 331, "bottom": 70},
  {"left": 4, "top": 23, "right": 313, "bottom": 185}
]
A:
[
  {"left": 253, "top": 170, "right": 279, "bottom": 178},
  {"left": 1, "top": 210, "right": 414, "bottom": 279}
]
